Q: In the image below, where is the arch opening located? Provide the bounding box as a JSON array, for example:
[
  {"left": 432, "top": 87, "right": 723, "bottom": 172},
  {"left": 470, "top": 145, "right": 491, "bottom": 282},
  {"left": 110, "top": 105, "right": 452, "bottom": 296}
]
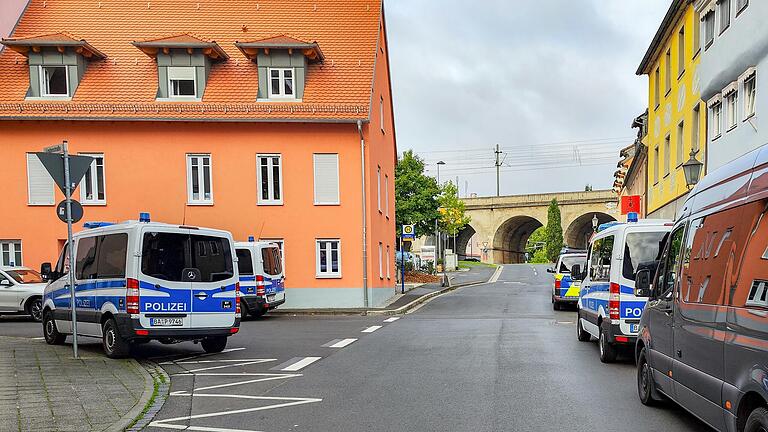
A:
[
  {"left": 493, "top": 216, "right": 544, "bottom": 264},
  {"left": 564, "top": 212, "right": 617, "bottom": 250},
  {"left": 455, "top": 225, "right": 477, "bottom": 260}
]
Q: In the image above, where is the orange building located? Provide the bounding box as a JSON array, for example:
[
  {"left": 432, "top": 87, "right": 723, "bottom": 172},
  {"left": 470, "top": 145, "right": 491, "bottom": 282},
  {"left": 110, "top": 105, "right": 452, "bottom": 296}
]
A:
[{"left": 0, "top": 0, "right": 397, "bottom": 308}]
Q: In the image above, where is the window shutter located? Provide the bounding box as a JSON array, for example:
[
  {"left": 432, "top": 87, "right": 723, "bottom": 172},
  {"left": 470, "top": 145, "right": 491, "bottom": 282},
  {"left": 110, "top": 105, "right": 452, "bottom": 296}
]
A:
[
  {"left": 168, "top": 66, "right": 196, "bottom": 80},
  {"left": 313, "top": 154, "right": 339, "bottom": 204},
  {"left": 26, "top": 153, "right": 54, "bottom": 205}
]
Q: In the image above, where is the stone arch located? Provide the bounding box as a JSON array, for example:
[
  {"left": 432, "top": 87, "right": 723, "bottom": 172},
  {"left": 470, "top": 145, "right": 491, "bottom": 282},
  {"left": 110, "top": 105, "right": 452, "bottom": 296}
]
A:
[
  {"left": 455, "top": 224, "right": 477, "bottom": 259},
  {"left": 493, "top": 215, "right": 544, "bottom": 264},
  {"left": 564, "top": 212, "right": 617, "bottom": 249}
]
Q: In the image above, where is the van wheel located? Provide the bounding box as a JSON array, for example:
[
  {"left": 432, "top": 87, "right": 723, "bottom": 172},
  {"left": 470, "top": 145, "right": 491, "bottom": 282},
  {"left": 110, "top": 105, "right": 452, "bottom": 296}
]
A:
[
  {"left": 745, "top": 407, "right": 768, "bottom": 432},
  {"left": 637, "top": 347, "right": 663, "bottom": 405},
  {"left": 201, "top": 336, "right": 227, "bottom": 354},
  {"left": 43, "top": 310, "right": 66, "bottom": 345},
  {"left": 102, "top": 318, "right": 131, "bottom": 359},
  {"left": 27, "top": 297, "right": 43, "bottom": 322},
  {"left": 576, "top": 312, "right": 591, "bottom": 342},
  {"left": 599, "top": 324, "right": 618, "bottom": 363}
]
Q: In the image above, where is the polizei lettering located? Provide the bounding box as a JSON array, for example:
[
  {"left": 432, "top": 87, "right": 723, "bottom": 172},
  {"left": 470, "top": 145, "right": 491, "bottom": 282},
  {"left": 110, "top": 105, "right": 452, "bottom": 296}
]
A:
[{"left": 144, "top": 302, "right": 188, "bottom": 312}]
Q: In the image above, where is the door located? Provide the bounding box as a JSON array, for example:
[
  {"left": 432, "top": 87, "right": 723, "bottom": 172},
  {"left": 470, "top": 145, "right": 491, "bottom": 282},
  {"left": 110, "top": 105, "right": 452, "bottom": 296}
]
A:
[
  {"left": 0, "top": 271, "right": 20, "bottom": 311},
  {"left": 646, "top": 225, "right": 685, "bottom": 396},
  {"left": 673, "top": 206, "right": 748, "bottom": 431},
  {"left": 189, "top": 233, "right": 236, "bottom": 329},
  {"left": 261, "top": 245, "right": 285, "bottom": 304}
]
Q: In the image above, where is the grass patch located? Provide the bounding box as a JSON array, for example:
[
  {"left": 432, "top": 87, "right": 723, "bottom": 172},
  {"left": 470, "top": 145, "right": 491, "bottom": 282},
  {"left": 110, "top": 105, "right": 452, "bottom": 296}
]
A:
[{"left": 458, "top": 260, "right": 497, "bottom": 269}]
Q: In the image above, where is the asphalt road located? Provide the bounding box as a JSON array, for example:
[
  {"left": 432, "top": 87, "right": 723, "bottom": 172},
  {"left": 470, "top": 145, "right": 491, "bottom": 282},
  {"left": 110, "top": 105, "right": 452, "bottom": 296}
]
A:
[{"left": 0, "top": 265, "right": 709, "bottom": 431}]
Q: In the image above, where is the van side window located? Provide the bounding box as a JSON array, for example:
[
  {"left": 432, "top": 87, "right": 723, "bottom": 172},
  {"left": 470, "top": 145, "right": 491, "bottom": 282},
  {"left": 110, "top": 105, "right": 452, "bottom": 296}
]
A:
[
  {"left": 681, "top": 202, "right": 758, "bottom": 305},
  {"left": 730, "top": 201, "right": 768, "bottom": 308},
  {"left": 262, "top": 246, "right": 282, "bottom": 276},
  {"left": 54, "top": 243, "right": 69, "bottom": 279},
  {"left": 76, "top": 237, "right": 98, "bottom": 280},
  {"left": 589, "top": 235, "right": 614, "bottom": 281},
  {"left": 97, "top": 234, "right": 128, "bottom": 279},
  {"left": 236, "top": 249, "right": 254, "bottom": 275},
  {"left": 656, "top": 226, "right": 685, "bottom": 299},
  {"left": 623, "top": 231, "right": 669, "bottom": 281}
]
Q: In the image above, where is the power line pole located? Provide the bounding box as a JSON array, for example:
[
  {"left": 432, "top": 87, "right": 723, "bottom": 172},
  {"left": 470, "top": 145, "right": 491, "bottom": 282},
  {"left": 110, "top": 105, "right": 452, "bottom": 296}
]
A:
[{"left": 494, "top": 144, "right": 502, "bottom": 196}]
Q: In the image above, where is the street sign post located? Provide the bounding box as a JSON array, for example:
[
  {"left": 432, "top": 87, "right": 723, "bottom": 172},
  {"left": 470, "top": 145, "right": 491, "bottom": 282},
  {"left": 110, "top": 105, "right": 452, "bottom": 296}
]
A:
[
  {"left": 401, "top": 225, "right": 416, "bottom": 294},
  {"left": 35, "top": 141, "right": 92, "bottom": 359}
]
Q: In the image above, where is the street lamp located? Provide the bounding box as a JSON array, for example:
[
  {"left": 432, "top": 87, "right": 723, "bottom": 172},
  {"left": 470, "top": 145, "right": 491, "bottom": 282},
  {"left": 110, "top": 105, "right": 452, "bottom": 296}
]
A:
[
  {"left": 435, "top": 161, "right": 446, "bottom": 265},
  {"left": 436, "top": 160, "right": 446, "bottom": 185},
  {"left": 592, "top": 214, "right": 599, "bottom": 232},
  {"left": 682, "top": 149, "right": 704, "bottom": 189}
]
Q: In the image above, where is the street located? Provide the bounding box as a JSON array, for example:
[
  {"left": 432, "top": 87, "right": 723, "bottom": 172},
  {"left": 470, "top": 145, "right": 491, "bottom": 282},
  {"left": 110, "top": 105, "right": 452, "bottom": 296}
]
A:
[{"left": 2, "top": 264, "right": 707, "bottom": 431}]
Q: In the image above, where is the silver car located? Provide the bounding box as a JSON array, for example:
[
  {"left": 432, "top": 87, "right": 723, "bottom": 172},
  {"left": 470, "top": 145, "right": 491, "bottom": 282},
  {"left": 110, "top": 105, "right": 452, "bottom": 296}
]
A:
[{"left": 0, "top": 267, "right": 45, "bottom": 321}]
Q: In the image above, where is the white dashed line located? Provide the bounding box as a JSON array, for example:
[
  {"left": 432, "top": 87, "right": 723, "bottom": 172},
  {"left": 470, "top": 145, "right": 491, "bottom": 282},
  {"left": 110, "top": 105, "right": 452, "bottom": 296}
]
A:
[
  {"left": 326, "top": 338, "right": 357, "bottom": 348},
  {"left": 383, "top": 317, "right": 400, "bottom": 323},
  {"left": 278, "top": 356, "right": 322, "bottom": 371},
  {"left": 362, "top": 325, "right": 382, "bottom": 333}
]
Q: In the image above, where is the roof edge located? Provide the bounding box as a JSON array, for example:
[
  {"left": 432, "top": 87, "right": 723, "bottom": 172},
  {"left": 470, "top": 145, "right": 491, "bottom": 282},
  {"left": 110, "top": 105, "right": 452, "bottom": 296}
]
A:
[{"left": 636, "top": 0, "right": 690, "bottom": 75}]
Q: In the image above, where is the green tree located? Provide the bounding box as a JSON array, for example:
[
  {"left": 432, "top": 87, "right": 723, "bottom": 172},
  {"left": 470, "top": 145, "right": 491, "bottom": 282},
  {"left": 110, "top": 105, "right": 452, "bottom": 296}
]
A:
[
  {"left": 545, "top": 198, "right": 564, "bottom": 262},
  {"left": 584, "top": 184, "right": 593, "bottom": 191},
  {"left": 395, "top": 150, "right": 440, "bottom": 238},
  {"left": 526, "top": 226, "right": 549, "bottom": 263},
  {"left": 437, "top": 181, "right": 471, "bottom": 243}
]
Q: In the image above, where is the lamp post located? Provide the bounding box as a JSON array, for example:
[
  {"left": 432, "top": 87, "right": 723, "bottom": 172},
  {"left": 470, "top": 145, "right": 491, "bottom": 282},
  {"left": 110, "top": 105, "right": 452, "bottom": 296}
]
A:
[
  {"left": 592, "top": 214, "right": 599, "bottom": 232},
  {"left": 682, "top": 149, "right": 704, "bottom": 189},
  {"left": 435, "top": 161, "right": 446, "bottom": 264}
]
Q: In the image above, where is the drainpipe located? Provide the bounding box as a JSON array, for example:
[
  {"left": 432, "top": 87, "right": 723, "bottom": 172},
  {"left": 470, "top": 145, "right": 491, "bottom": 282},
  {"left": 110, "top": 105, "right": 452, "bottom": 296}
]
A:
[{"left": 357, "top": 120, "right": 369, "bottom": 308}]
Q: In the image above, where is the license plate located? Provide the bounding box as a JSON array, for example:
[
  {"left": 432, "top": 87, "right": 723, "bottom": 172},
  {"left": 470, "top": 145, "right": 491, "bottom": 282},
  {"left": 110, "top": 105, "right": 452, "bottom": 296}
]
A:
[
  {"left": 151, "top": 317, "right": 183, "bottom": 327},
  {"left": 630, "top": 324, "right": 639, "bottom": 333},
  {"left": 267, "top": 294, "right": 275, "bottom": 302}
]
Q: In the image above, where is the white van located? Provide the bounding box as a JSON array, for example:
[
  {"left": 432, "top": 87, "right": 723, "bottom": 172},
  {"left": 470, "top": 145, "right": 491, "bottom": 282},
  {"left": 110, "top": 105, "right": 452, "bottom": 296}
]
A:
[
  {"left": 41, "top": 214, "right": 241, "bottom": 358},
  {"left": 574, "top": 215, "right": 672, "bottom": 362},
  {"left": 235, "top": 240, "right": 285, "bottom": 317}
]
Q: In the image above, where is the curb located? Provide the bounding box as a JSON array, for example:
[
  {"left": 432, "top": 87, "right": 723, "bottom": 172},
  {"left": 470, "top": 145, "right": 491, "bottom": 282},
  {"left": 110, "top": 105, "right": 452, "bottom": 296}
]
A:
[{"left": 118, "top": 360, "right": 171, "bottom": 432}]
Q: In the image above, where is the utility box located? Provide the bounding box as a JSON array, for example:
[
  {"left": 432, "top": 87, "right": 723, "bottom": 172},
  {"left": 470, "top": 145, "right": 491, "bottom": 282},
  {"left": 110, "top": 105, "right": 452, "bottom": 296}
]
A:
[{"left": 444, "top": 249, "right": 458, "bottom": 271}]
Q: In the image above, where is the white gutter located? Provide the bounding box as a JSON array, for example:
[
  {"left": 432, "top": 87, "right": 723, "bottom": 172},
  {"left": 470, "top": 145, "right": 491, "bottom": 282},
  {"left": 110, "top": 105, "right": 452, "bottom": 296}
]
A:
[{"left": 358, "top": 120, "right": 369, "bottom": 308}]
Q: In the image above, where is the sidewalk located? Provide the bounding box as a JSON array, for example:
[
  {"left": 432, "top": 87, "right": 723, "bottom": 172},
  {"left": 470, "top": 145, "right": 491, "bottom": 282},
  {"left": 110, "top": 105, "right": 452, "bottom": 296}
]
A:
[
  {"left": 273, "top": 264, "right": 500, "bottom": 316},
  {"left": 0, "top": 336, "right": 154, "bottom": 432}
]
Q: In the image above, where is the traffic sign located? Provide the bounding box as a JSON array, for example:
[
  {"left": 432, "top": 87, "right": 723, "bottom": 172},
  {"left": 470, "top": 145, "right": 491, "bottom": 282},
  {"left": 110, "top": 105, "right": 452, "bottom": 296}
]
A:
[
  {"left": 621, "top": 195, "right": 641, "bottom": 215},
  {"left": 44, "top": 144, "right": 65, "bottom": 153},
  {"left": 35, "top": 152, "right": 93, "bottom": 194},
  {"left": 402, "top": 224, "right": 416, "bottom": 241},
  {"left": 56, "top": 199, "right": 83, "bottom": 223}
]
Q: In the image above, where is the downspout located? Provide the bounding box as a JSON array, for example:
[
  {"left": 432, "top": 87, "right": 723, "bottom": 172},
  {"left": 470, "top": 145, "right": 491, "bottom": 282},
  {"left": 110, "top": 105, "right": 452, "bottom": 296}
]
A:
[{"left": 358, "top": 120, "right": 369, "bottom": 308}]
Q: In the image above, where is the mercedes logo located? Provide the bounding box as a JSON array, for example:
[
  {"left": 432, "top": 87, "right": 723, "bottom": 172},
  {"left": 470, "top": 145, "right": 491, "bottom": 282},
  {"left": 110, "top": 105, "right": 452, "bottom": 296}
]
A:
[{"left": 187, "top": 271, "right": 196, "bottom": 279}]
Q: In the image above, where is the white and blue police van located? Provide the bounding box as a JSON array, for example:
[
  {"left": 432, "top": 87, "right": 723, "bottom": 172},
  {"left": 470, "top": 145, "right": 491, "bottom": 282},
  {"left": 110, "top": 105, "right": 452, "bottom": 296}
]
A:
[
  {"left": 574, "top": 213, "right": 672, "bottom": 363},
  {"left": 235, "top": 238, "right": 285, "bottom": 318},
  {"left": 41, "top": 213, "right": 241, "bottom": 358}
]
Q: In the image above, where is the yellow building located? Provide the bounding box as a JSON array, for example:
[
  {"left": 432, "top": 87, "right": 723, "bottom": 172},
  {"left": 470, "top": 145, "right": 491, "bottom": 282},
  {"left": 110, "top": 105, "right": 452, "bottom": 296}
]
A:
[{"left": 636, "top": 0, "right": 707, "bottom": 219}]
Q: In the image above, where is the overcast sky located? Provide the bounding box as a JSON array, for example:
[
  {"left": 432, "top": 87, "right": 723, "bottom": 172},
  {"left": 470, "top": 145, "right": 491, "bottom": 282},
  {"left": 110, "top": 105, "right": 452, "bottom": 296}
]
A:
[{"left": 385, "top": 0, "right": 670, "bottom": 197}]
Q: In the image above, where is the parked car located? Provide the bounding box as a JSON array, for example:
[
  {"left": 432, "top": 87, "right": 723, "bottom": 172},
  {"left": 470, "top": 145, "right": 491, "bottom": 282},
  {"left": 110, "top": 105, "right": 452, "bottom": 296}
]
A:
[
  {"left": 574, "top": 215, "right": 672, "bottom": 362},
  {"left": 0, "top": 266, "right": 45, "bottom": 321},
  {"left": 41, "top": 214, "right": 241, "bottom": 358},
  {"left": 547, "top": 250, "right": 586, "bottom": 310},
  {"left": 235, "top": 239, "right": 286, "bottom": 318},
  {"left": 635, "top": 144, "right": 768, "bottom": 432}
]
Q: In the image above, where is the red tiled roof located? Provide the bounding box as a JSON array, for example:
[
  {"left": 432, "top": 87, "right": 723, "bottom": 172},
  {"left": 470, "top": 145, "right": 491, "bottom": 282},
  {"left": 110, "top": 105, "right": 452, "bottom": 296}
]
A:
[
  {"left": 0, "top": 0, "right": 384, "bottom": 122},
  {"left": 2, "top": 31, "right": 107, "bottom": 58}
]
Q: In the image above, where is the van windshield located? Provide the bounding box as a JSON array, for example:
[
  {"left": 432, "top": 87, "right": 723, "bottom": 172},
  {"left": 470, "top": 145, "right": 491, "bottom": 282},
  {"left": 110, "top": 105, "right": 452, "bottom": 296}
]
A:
[
  {"left": 141, "top": 232, "right": 234, "bottom": 283},
  {"left": 262, "top": 246, "right": 282, "bottom": 276},
  {"left": 558, "top": 255, "right": 586, "bottom": 273},
  {"left": 622, "top": 231, "right": 668, "bottom": 281}
]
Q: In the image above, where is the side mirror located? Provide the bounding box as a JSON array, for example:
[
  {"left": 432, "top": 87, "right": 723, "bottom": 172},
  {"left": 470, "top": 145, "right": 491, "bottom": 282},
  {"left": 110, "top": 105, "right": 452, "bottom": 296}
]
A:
[
  {"left": 571, "top": 264, "right": 582, "bottom": 281},
  {"left": 635, "top": 269, "right": 651, "bottom": 297},
  {"left": 546, "top": 268, "right": 555, "bottom": 274},
  {"left": 40, "top": 262, "right": 52, "bottom": 281}
]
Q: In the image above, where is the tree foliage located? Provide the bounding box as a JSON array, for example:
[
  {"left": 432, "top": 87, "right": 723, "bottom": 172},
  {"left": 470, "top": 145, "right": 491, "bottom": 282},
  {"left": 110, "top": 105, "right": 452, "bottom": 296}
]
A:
[
  {"left": 395, "top": 150, "right": 440, "bottom": 237},
  {"left": 437, "top": 181, "right": 471, "bottom": 236},
  {"left": 526, "top": 226, "right": 549, "bottom": 263},
  {"left": 545, "top": 199, "right": 564, "bottom": 262}
]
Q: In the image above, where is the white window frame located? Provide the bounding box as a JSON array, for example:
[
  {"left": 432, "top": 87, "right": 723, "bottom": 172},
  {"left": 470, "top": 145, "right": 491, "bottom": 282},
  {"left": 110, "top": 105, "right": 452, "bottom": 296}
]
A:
[
  {"left": 725, "top": 89, "right": 738, "bottom": 131},
  {"left": 316, "top": 239, "right": 341, "bottom": 278},
  {"left": 79, "top": 153, "right": 106, "bottom": 205},
  {"left": 167, "top": 66, "right": 198, "bottom": 100},
  {"left": 712, "top": 102, "right": 723, "bottom": 139},
  {"left": 676, "top": 121, "right": 684, "bottom": 167},
  {"left": 385, "top": 174, "right": 390, "bottom": 218},
  {"left": 380, "top": 96, "right": 385, "bottom": 132},
  {"left": 704, "top": 10, "right": 716, "bottom": 49},
  {"left": 26, "top": 153, "right": 55, "bottom": 206},
  {"left": 0, "top": 241, "right": 22, "bottom": 267},
  {"left": 742, "top": 69, "right": 756, "bottom": 120},
  {"left": 692, "top": 103, "right": 701, "bottom": 153},
  {"left": 663, "top": 135, "right": 671, "bottom": 177},
  {"left": 719, "top": 0, "right": 731, "bottom": 34},
  {"left": 186, "top": 154, "right": 213, "bottom": 205},
  {"left": 267, "top": 67, "right": 296, "bottom": 99},
  {"left": 386, "top": 245, "right": 391, "bottom": 279},
  {"left": 377, "top": 166, "right": 382, "bottom": 213},
  {"left": 653, "top": 145, "right": 660, "bottom": 184},
  {"left": 257, "top": 154, "right": 283, "bottom": 205},
  {"left": 39, "top": 65, "right": 70, "bottom": 98},
  {"left": 378, "top": 242, "right": 383, "bottom": 279},
  {"left": 736, "top": 0, "right": 748, "bottom": 15},
  {"left": 313, "top": 153, "right": 340, "bottom": 205}
]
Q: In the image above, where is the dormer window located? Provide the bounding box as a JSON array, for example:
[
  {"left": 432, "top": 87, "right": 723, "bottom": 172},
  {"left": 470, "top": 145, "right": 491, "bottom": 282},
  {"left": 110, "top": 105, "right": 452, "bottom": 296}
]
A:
[
  {"left": 1, "top": 32, "right": 106, "bottom": 100},
  {"left": 132, "top": 34, "right": 228, "bottom": 102},
  {"left": 269, "top": 68, "right": 295, "bottom": 99},
  {"left": 236, "top": 35, "right": 324, "bottom": 102}
]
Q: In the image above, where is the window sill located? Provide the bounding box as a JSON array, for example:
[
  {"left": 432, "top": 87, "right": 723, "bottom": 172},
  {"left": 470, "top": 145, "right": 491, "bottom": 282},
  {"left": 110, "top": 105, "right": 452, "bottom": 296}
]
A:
[
  {"left": 187, "top": 201, "right": 214, "bottom": 206},
  {"left": 726, "top": 124, "right": 737, "bottom": 133},
  {"left": 27, "top": 203, "right": 55, "bottom": 206},
  {"left": 720, "top": 24, "right": 730, "bottom": 36},
  {"left": 676, "top": 163, "right": 683, "bottom": 169},
  {"left": 316, "top": 274, "right": 342, "bottom": 279},
  {"left": 654, "top": 103, "right": 660, "bottom": 111},
  {"left": 258, "top": 201, "right": 284, "bottom": 206},
  {"left": 712, "top": 133, "right": 722, "bottom": 141},
  {"left": 314, "top": 202, "right": 341, "bottom": 206},
  {"left": 81, "top": 202, "right": 107, "bottom": 206},
  {"left": 678, "top": 70, "right": 685, "bottom": 81},
  {"left": 664, "top": 89, "right": 672, "bottom": 98},
  {"left": 26, "top": 96, "right": 72, "bottom": 101},
  {"left": 736, "top": 4, "right": 748, "bottom": 17},
  {"left": 744, "top": 113, "right": 755, "bottom": 122},
  {"left": 257, "top": 98, "right": 303, "bottom": 103},
  {"left": 705, "top": 40, "right": 714, "bottom": 51},
  {"left": 693, "top": 49, "right": 701, "bottom": 61},
  {"left": 157, "top": 97, "right": 202, "bottom": 102},
  {"left": 663, "top": 173, "right": 670, "bottom": 179}
]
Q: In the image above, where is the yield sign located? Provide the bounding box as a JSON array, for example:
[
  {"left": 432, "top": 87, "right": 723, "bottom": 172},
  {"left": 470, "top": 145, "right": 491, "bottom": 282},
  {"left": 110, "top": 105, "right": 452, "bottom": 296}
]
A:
[{"left": 34, "top": 152, "right": 94, "bottom": 194}]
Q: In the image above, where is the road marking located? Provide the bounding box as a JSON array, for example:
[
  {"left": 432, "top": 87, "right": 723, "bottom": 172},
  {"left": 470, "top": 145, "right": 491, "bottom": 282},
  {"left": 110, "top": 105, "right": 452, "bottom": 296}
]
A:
[
  {"left": 31, "top": 337, "right": 45, "bottom": 340},
  {"left": 362, "top": 325, "right": 382, "bottom": 333},
  {"left": 174, "top": 359, "right": 275, "bottom": 364},
  {"left": 489, "top": 265, "right": 503, "bottom": 283},
  {"left": 383, "top": 317, "right": 400, "bottom": 323},
  {"left": 274, "top": 356, "right": 322, "bottom": 371},
  {"left": 323, "top": 338, "right": 357, "bottom": 348},
  {"left": 157, "top": 347, "right": 246, "bottom": 363},
  {"left": 151, "top": 425, "right": 264, "bottom": 432},
  {"left": 171, "top": 373, "right": 302, "bottom": 393},
  {"left": 184, "top": 360, "right": 276, "bottom": 373}
]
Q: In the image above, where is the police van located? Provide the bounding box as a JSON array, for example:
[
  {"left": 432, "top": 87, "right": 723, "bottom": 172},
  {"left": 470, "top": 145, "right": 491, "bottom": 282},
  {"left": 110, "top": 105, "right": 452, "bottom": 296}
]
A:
[
  {"left": 547, "top": 249, "right": 587, "bottom": 310},
  {"left": 40, "top": 214, "right": 241, "bottom": 358},
  {"left": 235, "top": 238, "right": 285, "bottom": 318},
  {"left": 574, "top": 214, "right": 672, "bottom": 362}
]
